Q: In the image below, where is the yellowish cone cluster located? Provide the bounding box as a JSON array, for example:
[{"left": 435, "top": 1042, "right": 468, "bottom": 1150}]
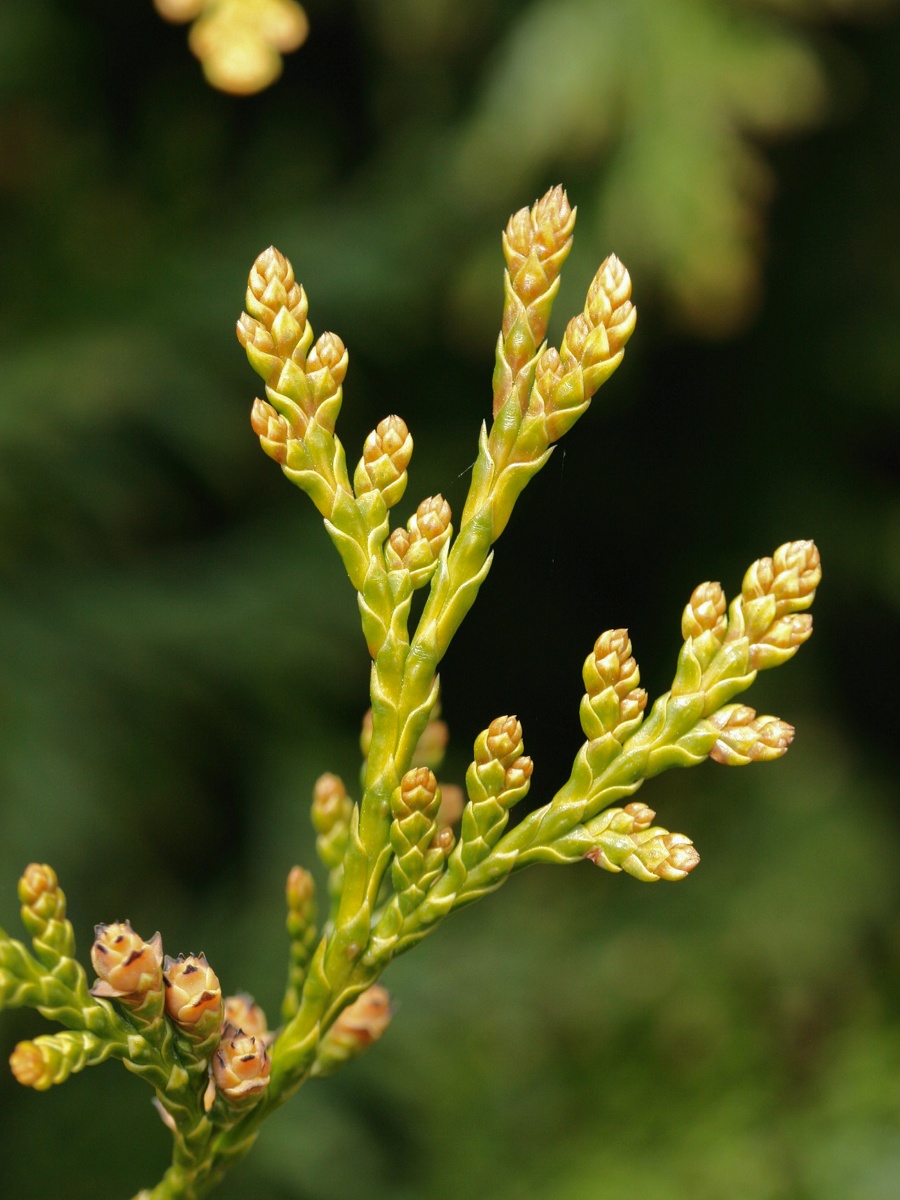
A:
[{"left": 155, "top": 0, "right": 308, "bottom": 95}]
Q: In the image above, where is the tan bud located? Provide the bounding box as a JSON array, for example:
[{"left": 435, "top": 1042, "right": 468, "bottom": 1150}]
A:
[
  {"left": 505, "top": 755, "right": 534, "bottom": 791},
  {"left": 411, "top": 495, "right": 452, "bottom": 551},
  {"left": 9, "top": 1042, "right": 45, "bottom": 1089},
  {"left": 399, "top": 496, "right": 452, "bottom": 579},
  {"left": 306, "top": 332, "right": 347, "bottom": 383},
  {"left": 431, "top": 825, "right": 456, "bottom": 857},
  {"left": 587, "top": 254, "right": 633, "bottom": 319},
  {"left": 623, "top": 801, "right": 655, "bottom": 831},
  {"left": 18, "top": 863, "right": 58, "bottom": 908},
  {"left": 479, "top": 715, "right": 524, "bottom": 768},
  {"left": 396, "top": 767, "right": 439, "bottom": 815},
  {"left": 708, "top": 706, "right": 795, "bottom": 766},
  {"left": 385, "top": 527, "right": 411, "bottom": 571},
  {"left": 533, "top": 347, "right": 564, "bottom": 406},
  {"left": 212, "top": 1026, "right": 271, "bottom": 1102},
  {"left": 222, "top": 994, "right": 268, "bottom": 1040},
  {"left": 749, "top": 613, "right": 814, "bottom": 669},
  {"left": 329, "top": 984, "right": 392, "bottom": 1049},
  {"left": 586, "top": 629, "right": 640, "bottom": 699},
  {"left": 503, "top": 185, "right": 575, "bottom": 275},
  {"left": 682, "top": 581, "right": 727, "bottom": 641},
  {"left": 163, "top": 953, "right": 223, "bottom": 1029},
  {"left": 653, "top": 834, "right": 701, "bottom": 881},
  {"left": 619, "top": 688, "right": 648, "bottom": 725},
  {"left": 90, "top": 922, "right": 163, "bottom": 1004},
  {"left": 250, "top": 397, "right": 290, "bottom": 462},
  {"left": 743, "top": 540, "right": 821, "bottom": 617},
  {"left": 311, "top": 773, "right": 351, "bottom": 834},
  {"left": 244, "top": 246, "right": 305, "bottom": 329},
  {"left": 356, "top": 416, "right": 413, "bottom": 506},
  {"left": 437, "top": 784, "right": 465, "bottom": 828},
  {"left": 286, "top": 865, "right": 315, "bottom": 912}
]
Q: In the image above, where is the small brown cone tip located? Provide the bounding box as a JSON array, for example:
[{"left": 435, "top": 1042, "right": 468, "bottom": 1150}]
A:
[
  {"left": 90, "top": 923, "right": 163, "bottom": 1001},
  {"left": 163, "top": 954, "right": 223, "bottom": 1028},
  {"left": 213, "top": 1025, "right": 271, "bottom": 1101},
  {"left": 223, "top": 994, "right": 268, "bottom": 1039}
]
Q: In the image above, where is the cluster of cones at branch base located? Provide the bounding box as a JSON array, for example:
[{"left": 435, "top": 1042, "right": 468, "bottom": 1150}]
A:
[
  {"left": 88, "top": 918, "right": 391, "bottom": 1114},
  {"left": 7, "top": 874, "right": 391, "bottom": 1109}
]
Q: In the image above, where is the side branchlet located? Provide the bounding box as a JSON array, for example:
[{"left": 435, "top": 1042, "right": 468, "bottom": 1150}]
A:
[{"left": 3, "top": 188, "right": 821, "bottom": 1200}]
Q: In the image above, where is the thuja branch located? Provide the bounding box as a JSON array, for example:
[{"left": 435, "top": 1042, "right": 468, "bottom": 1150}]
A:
[{"left": 1, "top": 187, "right": 820, "bottom": 1200}]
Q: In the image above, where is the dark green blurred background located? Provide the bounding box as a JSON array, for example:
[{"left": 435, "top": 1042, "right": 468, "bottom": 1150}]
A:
[{"left": 1, "top": 1, "right": 899, "bottom": 1196}]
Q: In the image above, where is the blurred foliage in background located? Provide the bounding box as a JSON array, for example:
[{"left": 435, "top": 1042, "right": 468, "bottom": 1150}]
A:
[{"left": 1, "top": 0, "right": 899, "bottom": 1196}]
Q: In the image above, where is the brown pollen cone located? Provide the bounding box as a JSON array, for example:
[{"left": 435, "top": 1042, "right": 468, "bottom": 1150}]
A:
[
  {"left": 163, "top": 953, "right": 223, "bottom": 1030},
  {"left": 90, "top": 922, "right": 163, "bottom": 1004},
  {"left": 212, "top": 1025, "right": 271, "bottom": 1103}
]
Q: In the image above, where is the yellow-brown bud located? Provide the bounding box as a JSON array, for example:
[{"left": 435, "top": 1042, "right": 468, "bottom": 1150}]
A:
[
  {"left": 222, "top": 994, "right": 268, "bottom": 1040},
  {"left": 431, "top": 825, "right": 456, "bottom": 857},
  {"left": 479, "top": 715, "right": 524, "bottom": 768},
  {"left": 505, "top": 755, "right": 534, "bottom": 791},
  {"left": 328, "top": 985, "right": 392, "bottom": 1050},
  {"left": 682, "top": 581, "right": 727, "bottom": 641},
  {"left": 743, "top": 540, "right": 821, "bottom": 617},
  {"left": 90, "top": 922, "right": 163, "bottom": 1004},
  {"left": 623, "top": 801, "right": 655, "bottom": 832},
  {"left": 387, "top": 496, "right": 452, "bottom": 581},
  {"left": 250, "top": 397, "right": 290, "bottom": 462},
  {"left": 749, "top": 613, "right": 814, "bottom": 670},
  {"left": 311, "top": 773, "right": 351, "bottom": 835},
  {"left": 503, "top": 185, "right": 575, "bottom": 278},
  {"left": 651, "top": 834, "right": 701, "bottom": 881},
  {"left": 9, "top": 1042, "right": 45, "bottom": 1089},
  {"left": 212, "top": 1025, "right": 271, "bottom": 1102},
  {"left": 355, "top": 415, "right": 413, "bottom": 507},
  {"left": 411, "top": 495, "right": 452, "bottom": 552},
  {"left": 306, "top": 332, "right": 347, "bottom": 383},
  {"left": 163, "top": 953, "right": 223, "bottom": 1029},
  {"left": 286, "top": 864, "right": 315, "bottom": 912},
  {"left": 585, "top": 629, "right": 640, "bottom": 699},
  {"left": 437, "top": 783, "right": 465, "bottom": 828},
  {"left": 18, "top": 863, "right": 58, "bottom": 909},
  {"left": 242, "top": 246, "right": 307, "bottom": 334},
  {"left": 708, "top": 705, "right": 795, "bottom": 766},
  {"left": 396, "top": 767, "right": 439, "bottom": 816}
]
